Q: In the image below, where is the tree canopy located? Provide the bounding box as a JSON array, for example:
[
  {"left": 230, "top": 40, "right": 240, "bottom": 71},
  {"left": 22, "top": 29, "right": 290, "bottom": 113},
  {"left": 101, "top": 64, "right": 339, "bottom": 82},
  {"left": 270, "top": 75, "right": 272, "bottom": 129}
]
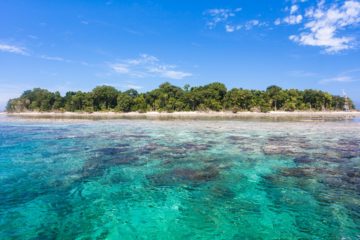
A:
[{"left": 6, "top": 83, "right": 355, "bottom": 113}]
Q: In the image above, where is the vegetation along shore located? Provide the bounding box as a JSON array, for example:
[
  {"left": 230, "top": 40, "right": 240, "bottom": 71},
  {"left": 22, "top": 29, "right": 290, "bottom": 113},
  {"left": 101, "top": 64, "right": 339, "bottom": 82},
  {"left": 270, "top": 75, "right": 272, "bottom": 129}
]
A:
[{"left": 6, "top": 82, "right": 355, "bottom": 113}]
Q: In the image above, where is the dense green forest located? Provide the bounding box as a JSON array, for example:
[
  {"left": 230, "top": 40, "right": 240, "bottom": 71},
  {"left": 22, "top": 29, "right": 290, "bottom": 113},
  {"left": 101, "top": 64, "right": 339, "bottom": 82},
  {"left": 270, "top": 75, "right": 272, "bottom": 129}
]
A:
[{"left": 6, "top": 82, "right": 355, "bottom": 113}]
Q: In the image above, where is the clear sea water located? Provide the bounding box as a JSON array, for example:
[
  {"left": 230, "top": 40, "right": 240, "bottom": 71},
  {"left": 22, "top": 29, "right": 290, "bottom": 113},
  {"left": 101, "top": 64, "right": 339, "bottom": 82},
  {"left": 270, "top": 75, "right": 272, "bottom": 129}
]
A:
[{"left": 0, "top": 116, "right": 359, "bottom": 239}]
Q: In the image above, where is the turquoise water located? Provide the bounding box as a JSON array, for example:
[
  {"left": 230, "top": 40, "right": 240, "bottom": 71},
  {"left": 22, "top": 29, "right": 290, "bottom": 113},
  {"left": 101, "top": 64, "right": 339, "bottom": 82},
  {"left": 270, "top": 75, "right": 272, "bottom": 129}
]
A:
[{"left": 0, "top": 116, "right": 359, "bottom": 239}]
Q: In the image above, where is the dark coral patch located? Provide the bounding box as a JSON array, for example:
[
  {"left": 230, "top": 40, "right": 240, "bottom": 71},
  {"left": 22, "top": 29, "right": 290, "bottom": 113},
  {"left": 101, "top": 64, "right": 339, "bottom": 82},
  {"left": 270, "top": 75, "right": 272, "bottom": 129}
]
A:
[
  {"left": 294, "top": 156, "right": 313, "bottom": 164},
  {"left": 210, "top": 186, "right": 236, "bottom": 199},
  {"left": 147, "top": 166, "right": 219, "bottom": 186},
  {"left": 227, "top": 136, "right": 248, "bottom": 142},
  {"left": 180, "top": 143, "right": 212, "bottom": 151},
  {"left": 262, "top": 145, "right": 297, "bottom": 156},
  {"left": 123, "top": 134, "right": 151, "bottom": 139},
  {"left": 81, "top": 152, "right": 138, "bottom": 179},
  {"left": 280, "top": 167, "right": 316, "bottom": 178},
  {"left": 93, "top": 144, "right": 131, "bottom": 156},
  {"left": 172, "top": 166, "right": 219, "bottom": 182},
  {"left": 138, "top": 143, "right": 161, "bottom": 154}
]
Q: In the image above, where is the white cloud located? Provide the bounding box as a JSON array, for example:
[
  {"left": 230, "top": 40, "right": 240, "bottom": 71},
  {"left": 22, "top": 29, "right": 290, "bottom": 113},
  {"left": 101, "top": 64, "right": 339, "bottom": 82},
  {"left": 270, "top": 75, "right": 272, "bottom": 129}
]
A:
[
  {"left": 204, "top": 7, "right": 266, "bottom": 32},
  {"left": 274, "top": 18, "right": 282, "bottom": 25},
  {"left": 225, "top": 24, "right": 242, "bottom": 32},
  {"left": 102, "top": 82, "right": 143, "bottom": 90},
  {"left": 289, "top": 0, "right": 360, "bottom": 53},
  {"left": 125, "top": 84, "right": 142, "bottom": 90},
  {"left": 277, "top": 3, "right": 303, "bottom": 25},
  {"left": 110, "top": 54, "right": 192, "bottom": 80},
  {"left": 148, "top": 66, "right": 192, "bottom": 80},
  {"left": 204, "top": 8, "right": 241, "bottom": 29},
  {"left": 38, "top": 55, "right": 91, "bottom": 66},
  {"left": 0, "top": 83, "right": 32, "bottom": 111},
  {"left": 223, "top": 19, "right": 265, "bottom": 32},
  {"left": 39, "top": 55, "right": 66, "bottom": 62},
  {"left": 225, "top": 24, "right": 235, "bottom": 32},
  {"left": 204, "top": 8, "right": 267, "bottom": 33},
  {"left": 318, "top": 68, "right": 360, "bottom": 84},
  {"left": 290, "top": 5, "right": 299, "bottom": 14},
  {"left": 291, "top": 0, "right": 308, "bottom": 3},
  {"left": 288, "top": 70, "right": 318, "bottom": 77},
  {"left": 244, "top": 20, "right": 264, "bottom": 30},
  {"left": 319, "top": 75, "right": 356, "bottom": 84},
  {"left": 111, "top": 63, "right": 130, "bottom": 73},
  {"left": 284, "top": 14, "right": 303, "bottom": 24},
  {"left": 0, "top": 43, "right": 92, "bottom": 67},
  {"left": 0, "top": 44, "right": 27, "bottom": 55}
]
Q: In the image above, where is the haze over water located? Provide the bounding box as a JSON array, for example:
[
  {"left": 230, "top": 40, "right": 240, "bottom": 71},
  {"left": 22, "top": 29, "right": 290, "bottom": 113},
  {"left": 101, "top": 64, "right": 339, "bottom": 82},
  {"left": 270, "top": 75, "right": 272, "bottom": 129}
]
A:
[{"left": 0, "top": 116, "right": 359, "bottom": 239}]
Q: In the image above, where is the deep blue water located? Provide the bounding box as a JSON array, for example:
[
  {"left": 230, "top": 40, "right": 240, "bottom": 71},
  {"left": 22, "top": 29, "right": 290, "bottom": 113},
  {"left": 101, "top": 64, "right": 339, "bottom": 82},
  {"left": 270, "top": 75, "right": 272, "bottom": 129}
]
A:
[{"left": 0, "top": 116, "right": 359, "bottom": 239}]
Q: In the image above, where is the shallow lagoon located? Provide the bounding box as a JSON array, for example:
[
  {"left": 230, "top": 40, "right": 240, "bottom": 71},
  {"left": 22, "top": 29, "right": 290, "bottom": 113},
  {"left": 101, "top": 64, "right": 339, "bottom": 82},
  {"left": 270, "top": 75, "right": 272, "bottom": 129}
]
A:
[{"left": 0, "top": 116, "right": 359, "bottom": 239}]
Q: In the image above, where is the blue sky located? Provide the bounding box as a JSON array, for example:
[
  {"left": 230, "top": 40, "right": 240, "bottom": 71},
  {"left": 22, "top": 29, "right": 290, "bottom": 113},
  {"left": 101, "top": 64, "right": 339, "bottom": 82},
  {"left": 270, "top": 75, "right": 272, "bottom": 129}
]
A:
[{"left": 1, "top": 0, "right": 360, "bottom": 110}]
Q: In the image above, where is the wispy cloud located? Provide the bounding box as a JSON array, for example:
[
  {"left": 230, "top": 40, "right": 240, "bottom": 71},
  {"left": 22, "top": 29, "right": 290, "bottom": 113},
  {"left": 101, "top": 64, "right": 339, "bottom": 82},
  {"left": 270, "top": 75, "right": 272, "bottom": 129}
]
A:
[
  {"left": 39, "top": 55, "right": 66, "bottom": 62},
  {"left": 275, "top": 3, "right": 303, "bottom": 25},
  {"left": 284, "top": 14, "right": 303, "bottom": 25},
  {"left": 125, "top": 83, "right": 142, "bottom": 90},
  {"left": 319, "top": 75, "right": 356, "bottom": 84},
  {"left": 319, "top": 69, "right": 360, "bottom": 84},
  {"left": 244, "top": 20, "right": 266, "bottom": 30},
  {"left": 0, "top": 42, "right": 92, "bottom": 67},
  {"left": 148, "top": 65, "right": 192, "bottom": 79},
  {"left": 225, "top": 20, "right": 266, "bottom": 32},
  {"left": 288, "top": 70, "right": 318, "bottom": 78},
  {"left": 0, "top": 83, "right": 32, "bottom": 110},
  {"left": 100, "top": 82, "right": 143, "bottom": 90},
  {"left": 204, "top": 8, "right": 266, "bottom": 32},
  {"left": 285, "top": 0, "right": 360, "bottom": 53},
  {"left": 110, "top": 54, "right": 192, "bottom": 80},
  {"left": 0, "top": 43, "right": 28, "bottom": 55},
  {"left": 38, "top": 55, "right": 90, "bottom": 66},
  {"left": 111, "top": 64, "right": 130, "bottom": 74},
  {"left": 204, "top": 8, "right": 242, "bottom": 29}
]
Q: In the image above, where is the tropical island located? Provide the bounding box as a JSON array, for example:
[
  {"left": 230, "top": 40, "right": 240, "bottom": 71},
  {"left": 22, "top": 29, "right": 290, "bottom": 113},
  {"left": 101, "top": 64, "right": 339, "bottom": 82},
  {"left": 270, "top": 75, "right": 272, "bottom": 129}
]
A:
[{"left": 6, "top": 82, "right": 355, "bottom": 114}]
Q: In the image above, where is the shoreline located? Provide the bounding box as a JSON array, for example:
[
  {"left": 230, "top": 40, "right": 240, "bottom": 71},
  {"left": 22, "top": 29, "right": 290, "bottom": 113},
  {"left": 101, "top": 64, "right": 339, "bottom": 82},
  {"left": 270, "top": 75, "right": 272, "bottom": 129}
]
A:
[{"left": 4, "top": 111, "right": 360, "bottom": 120}]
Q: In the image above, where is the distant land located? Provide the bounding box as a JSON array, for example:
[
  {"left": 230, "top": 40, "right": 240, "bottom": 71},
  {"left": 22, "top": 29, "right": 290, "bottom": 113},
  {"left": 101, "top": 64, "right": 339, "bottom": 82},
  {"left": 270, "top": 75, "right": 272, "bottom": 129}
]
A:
[
  {"left": 6, "top": 82, "right": 355, "bottom": 113},
  {"left": 355, "top": 101, "right": 360, "bottom": 110}
]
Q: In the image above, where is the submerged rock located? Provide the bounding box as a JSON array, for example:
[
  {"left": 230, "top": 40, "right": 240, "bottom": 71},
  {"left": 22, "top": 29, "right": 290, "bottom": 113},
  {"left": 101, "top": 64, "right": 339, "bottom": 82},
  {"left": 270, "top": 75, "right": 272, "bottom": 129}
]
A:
[
  {"left": 322, "top": 138, "right": 360, "bottom": 159},
  {"left": 94, "top": 147, "right": 129, "bottom": 155},
  {"left": 138, "top": 143, "right": 163, "bottom": 154},
  {"left": 147, "top": 166, "right": 219, "bottom": 186},
  {"left": 109, "top": 172, "right": 127, "bottom": 184},
  {"left": 122, "top": 134, "right": 151, "bottom": 139},
  {"left": 227, "top": 135, "right": 248, "bottom": 142},
  {"left": 93, "top": 142, "right": 131, "bottom": 156},
  {"left": 81, "top": 153, "right": 138, "bottom": 179},
  {"left": 172, "top": 166, "right": 219, "bottom": 182},
  {"left": 294, "top": 156, "right": 313, "bottom": 164},
  {"left": 280, "top": 167, "right": 316, "bottom": 178},
  {"left": 181, "top": 142, "right": 212, "bottom": 151},
  {"left": 116, "top": 143, "right": 130, "bottom": 148},
  {"left": 262, "top": 145, "right": 297, "bottom": 156},
  {"left": 210, "top": 185, "right": 236, "bottom": 199}
]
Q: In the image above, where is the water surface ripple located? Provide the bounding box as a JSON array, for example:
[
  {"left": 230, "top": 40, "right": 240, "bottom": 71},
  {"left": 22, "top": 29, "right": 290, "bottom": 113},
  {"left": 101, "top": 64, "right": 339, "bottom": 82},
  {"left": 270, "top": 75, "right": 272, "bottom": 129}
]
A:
[{"left": 0, "top": 117, "right": 359, "bottom": 239}]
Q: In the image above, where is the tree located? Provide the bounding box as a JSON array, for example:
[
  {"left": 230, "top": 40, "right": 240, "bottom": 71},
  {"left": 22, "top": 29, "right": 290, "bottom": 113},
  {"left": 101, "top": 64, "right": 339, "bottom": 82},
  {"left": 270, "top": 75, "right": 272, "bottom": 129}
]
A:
[
  {"left": 124, "top": 89, "right": 139, "bottom": 98},
  {"left": 133, "top": 95, "right": 147, "bottom": 112},
  {"left": 266, "top": 85, "right": 286, "bottom": 111},
  {"left": 92, "top": 86, "right": 118, "bottom": 111},
  {"left": 5, "top": 82, "right": 355, "bottom": 113},
  {"left": 52, "top": 91, "right": 64, "bottom": 110},
  {"left": 183, "top": 84, "right": 190, "bottom": 92},
  {"left": 116, "top": 93, "right": 134, "bottom": 112},
  {"left": 189, "top": 82, "right": 227, "bottom": 111}
]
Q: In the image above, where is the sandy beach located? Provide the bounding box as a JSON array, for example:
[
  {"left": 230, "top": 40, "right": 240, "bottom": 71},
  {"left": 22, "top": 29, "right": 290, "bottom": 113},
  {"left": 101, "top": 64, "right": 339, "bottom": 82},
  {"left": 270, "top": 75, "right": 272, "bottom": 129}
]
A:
[{"left": 5, "top": 111, "right": 360, "bottom": 120}]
